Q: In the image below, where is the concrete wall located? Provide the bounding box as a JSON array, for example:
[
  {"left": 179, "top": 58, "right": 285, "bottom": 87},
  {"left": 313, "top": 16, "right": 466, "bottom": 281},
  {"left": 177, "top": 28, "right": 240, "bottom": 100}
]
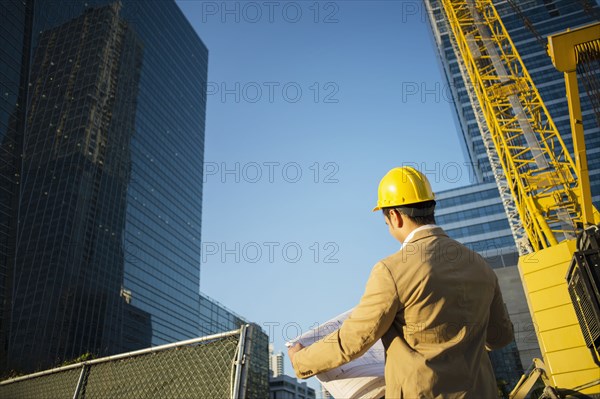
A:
[{"left": 494, "top": 265, "right": 541, "bottom": 368}]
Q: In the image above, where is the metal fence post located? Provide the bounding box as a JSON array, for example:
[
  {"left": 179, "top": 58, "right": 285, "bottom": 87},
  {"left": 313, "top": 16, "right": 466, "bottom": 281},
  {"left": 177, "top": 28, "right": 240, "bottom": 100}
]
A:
[
  {"left": 231, "top": 324, "right": 250, "bottom": 399},
  {"left": 238, "top": 324, "right": 254, "bottom": 399},
  {"left": 72, "top": 364, "right": 89, "bottom": 399}
]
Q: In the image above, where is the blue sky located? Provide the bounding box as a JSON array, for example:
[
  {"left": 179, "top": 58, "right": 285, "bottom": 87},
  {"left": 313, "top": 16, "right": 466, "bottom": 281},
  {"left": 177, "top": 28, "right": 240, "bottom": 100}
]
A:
[{"left": 176, "top": 0, "right": 477, "bottom": 391}]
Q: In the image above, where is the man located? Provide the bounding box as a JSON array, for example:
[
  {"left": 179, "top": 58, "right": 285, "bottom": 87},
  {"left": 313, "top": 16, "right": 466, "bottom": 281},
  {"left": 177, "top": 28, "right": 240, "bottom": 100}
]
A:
[{"left": 288, "top": 166, "right": 514, "bottom": 398}]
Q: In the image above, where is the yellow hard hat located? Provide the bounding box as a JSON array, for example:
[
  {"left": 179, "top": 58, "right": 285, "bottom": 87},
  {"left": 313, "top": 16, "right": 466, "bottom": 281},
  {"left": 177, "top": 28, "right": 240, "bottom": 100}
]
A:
[{"left": 372, "top": 166, "right": 435, "bottom": 212}]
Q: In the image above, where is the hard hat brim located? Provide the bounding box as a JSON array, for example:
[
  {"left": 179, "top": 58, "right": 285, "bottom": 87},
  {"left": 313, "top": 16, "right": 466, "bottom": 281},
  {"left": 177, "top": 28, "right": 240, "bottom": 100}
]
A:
[{"left": 372, "top": 206, "right": 381, "bottom": 212}]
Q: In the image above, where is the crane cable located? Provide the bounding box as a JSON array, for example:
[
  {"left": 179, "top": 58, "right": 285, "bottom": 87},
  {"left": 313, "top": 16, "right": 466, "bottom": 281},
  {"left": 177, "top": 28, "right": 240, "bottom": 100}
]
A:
[
  {"left": 504, "top": 0, "right": 600, "bottom": 55},
  {"left": 503, "top": 0, "right": 600, "bottom": 132},
  {"left": 576, "top": 0, "right": 600, "bottom": 22},
  {"left": 505, "top": 0, "right": 547, "bottom": 51},
  {"left": 576, "top": 40, "right": 600, "bottom": 131}
]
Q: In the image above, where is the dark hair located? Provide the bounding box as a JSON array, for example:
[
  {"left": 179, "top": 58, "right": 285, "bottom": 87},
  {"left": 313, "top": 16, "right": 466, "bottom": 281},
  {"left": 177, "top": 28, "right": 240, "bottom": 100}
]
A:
[{"left": 382, "top": 200, "right": 436, "bottom": 225}]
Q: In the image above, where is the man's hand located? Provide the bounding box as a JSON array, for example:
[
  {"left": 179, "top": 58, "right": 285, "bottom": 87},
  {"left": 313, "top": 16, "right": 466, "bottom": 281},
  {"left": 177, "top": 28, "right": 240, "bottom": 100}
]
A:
[{"left": 287, "top": 342, "right": 304, "bottom": 365}]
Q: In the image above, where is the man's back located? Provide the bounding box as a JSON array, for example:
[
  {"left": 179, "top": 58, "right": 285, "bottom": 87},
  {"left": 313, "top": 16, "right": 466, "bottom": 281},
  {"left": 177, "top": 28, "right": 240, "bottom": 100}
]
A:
[{"left": 380, "top": 227, "right": 512, "bottom": 398}]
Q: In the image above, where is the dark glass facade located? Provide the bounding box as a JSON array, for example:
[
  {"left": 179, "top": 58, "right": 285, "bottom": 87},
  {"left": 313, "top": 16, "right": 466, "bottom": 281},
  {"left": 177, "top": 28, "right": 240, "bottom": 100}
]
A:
[
  {"left": 1, "top": 0, "right": 209, "bottom": 373},
  {"left": 0, "top": 0, "right": 33, "bottom": 371}
]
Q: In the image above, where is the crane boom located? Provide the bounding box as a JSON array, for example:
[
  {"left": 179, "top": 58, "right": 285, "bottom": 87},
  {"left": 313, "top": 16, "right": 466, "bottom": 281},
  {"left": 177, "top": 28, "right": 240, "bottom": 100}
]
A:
[
  {"left": 439, "top": 0, "right": 596, "bottom": 252},
  {"left": 423, "top": 0, "right": 533, "bottom": 256}
]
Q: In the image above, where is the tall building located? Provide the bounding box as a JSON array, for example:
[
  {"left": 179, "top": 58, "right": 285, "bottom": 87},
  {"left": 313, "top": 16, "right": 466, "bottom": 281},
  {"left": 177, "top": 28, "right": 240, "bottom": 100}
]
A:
[
  {"left": 0, "top": 4, "right": 268, "bottom": 394},
  {"left": 11, "top": 2, "right": 147, "bottom": 371},
  {"left": 425, "top": 0, "right": 600, "bottom": 386}
]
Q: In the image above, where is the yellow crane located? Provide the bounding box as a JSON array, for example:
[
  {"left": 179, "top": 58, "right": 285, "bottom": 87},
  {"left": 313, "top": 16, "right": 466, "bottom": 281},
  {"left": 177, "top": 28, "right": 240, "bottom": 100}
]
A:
[{"left": 438, "top": 0, "right": 600, "bottom": 397}]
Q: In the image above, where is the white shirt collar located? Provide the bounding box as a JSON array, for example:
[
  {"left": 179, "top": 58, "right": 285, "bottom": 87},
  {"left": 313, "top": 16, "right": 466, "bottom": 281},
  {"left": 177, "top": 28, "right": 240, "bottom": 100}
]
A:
[{"left": 402, "top": 224, "right": 439, "bottom": 246}]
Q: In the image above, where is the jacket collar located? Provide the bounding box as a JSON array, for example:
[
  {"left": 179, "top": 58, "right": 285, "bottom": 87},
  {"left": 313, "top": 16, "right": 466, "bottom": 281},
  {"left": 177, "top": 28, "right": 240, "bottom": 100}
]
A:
[{"left": 403, "top": 225, "right": 447, "bottom": 245}]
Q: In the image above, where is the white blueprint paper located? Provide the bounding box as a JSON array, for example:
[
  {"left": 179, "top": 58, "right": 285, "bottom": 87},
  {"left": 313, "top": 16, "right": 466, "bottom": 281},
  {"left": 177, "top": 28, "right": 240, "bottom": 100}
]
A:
[{"left": 286, "top": 309, "right": 385, "bottom": 399}]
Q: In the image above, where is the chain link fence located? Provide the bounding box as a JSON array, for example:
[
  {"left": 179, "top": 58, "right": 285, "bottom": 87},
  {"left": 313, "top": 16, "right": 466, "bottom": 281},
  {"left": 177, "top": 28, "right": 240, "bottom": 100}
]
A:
[{"left": 0, "top": 325, "right": 256, "bottom": 398}]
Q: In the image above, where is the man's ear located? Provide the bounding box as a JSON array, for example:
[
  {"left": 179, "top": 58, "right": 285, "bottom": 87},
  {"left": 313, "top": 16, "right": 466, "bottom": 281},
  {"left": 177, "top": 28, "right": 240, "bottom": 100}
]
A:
[{"left": 390, "top": 209, "right": 403, "bottom": 228}]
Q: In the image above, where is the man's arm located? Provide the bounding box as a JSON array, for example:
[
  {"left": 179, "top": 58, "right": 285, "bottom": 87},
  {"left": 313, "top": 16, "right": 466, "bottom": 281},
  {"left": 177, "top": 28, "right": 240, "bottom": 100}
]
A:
[
  {"left": 291, "top": 262, "right": 400, "bottom": 379},
  {"left": 485, "top": 276, "right": 514, "bottom": 350}
]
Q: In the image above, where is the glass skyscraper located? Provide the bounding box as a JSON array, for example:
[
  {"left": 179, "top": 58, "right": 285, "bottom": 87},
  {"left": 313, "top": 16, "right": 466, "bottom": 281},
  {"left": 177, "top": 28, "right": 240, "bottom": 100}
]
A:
[
  {"left": 0, "top": 3, "right": 268, "bottom": 390},
  {"left": 425, "top": 0, "right": 600, "bottom": 388}
]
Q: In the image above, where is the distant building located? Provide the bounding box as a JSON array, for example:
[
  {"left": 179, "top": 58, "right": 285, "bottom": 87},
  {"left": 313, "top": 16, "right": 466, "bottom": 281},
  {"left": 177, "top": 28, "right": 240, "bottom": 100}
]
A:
[
  {"left": 269, "top": 374, "right": 316, "bottom": 399},
  {"left": 267, "top": 346, "right": 315, "bottom": 399},
  {"left": 269, "top": 344, "right": 285, "bottom": 378}
]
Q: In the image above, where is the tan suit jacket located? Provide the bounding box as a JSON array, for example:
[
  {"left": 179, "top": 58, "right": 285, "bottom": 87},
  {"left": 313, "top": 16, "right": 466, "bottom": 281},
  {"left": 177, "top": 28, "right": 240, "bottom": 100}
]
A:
[{"left": 292, "top": 227, "right": 514, "bottom": 398}]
